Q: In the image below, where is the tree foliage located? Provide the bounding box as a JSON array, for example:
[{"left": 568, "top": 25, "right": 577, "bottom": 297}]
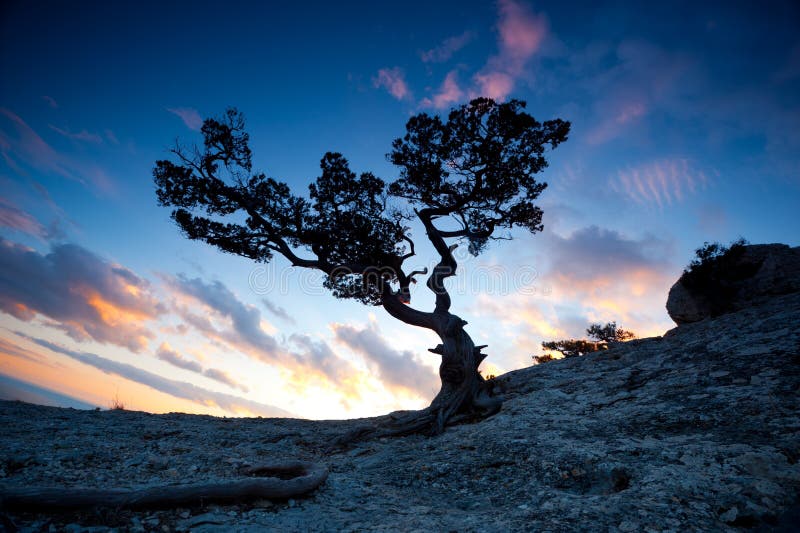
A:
[
  {"left": 680, "top": 237, "right": 752, "bottom": 316},
  {"left": 537, "top": 322, "right": 636, "bottom": 362},
  {"left": 154, "top": 98, "right": 569, "bottom": 308}
]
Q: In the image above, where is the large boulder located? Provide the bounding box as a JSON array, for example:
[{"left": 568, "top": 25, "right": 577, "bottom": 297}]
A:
[{"left": 667, "top": 243, "right": 800, "bottom": 324}]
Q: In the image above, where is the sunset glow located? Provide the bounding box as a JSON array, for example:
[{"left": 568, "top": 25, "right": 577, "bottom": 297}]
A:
[{"left": 1, "top": 1, "right": 798, "bottom": 419}]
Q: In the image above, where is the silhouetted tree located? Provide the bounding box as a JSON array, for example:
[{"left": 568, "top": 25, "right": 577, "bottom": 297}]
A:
[
  {"left": 538, "top": 322, "right": 636, "bottom": 362},
  {"left": 154, "top": 98, "right": 569, "bottom": 436},
  {"left": 680, "top": 237, "right": 751, "bottom": 317},
  {"left": 586, "top": 321, "right": 635, "bottom": 343}
]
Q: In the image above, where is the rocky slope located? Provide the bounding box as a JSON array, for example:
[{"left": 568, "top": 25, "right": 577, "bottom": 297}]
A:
[{"left": 1, "top": 291, "right": 799, "bottom": 531}]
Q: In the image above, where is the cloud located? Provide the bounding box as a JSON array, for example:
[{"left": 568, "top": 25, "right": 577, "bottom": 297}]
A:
[
  {"left": 420, "top": 70, "right": 464, "bottom": 109},
  {"left": 0, "top": 335, "right": 48, "bottom": 363},
  {"left": 289, "top": 332, "right": 358, "bottom": 385},
  {"left": 472, "top": 0, "right": 547, "bottom": 100},
  {"left": 49, "top": 125, "right": 103, "bottom": 144},
  {"left": 610, "top": 159, "right": 710, "bottom": 208},
  {"left": 545, "top": 225, "right": 673, "bottom": 286},
  {"left": 0, "top": 197, "right": 46, "bottom": 237},
  {"left": 0, "top": 109, "right": 114, "bottom": 193},
  {"left": 156, "top": 342, "right": 202, "bottom": 372},
  {"left": 166, "top": 275, "right": 358, "bottom": 388},
  {"left": 0, "top": 237, "right": 164, "bottom": 352},
  {"left": 420, "top": 31, "right": 475, "bottom": 63},
  {"left": 202, "top": 367, "right": 246, "bottom": 391},
  {"left": 156, "top": 342, "right": 248, "bottom": 392},
  {"left": 585, "top": 101, "right": 647, "bottom": 145},
  {"left": 539, "top": 225, "right": 676, "bottom": 334},
  {"left": 466, "top": 224, "right": 677, "bottom": 371},
  {"left": 332, "top": 321, "right": 438, "bottom": 397},
  {"left": 42, "top": 96, "right": 58, "bottom": 109},
  {"left": 167, "top": 107, "right": 203, "bottom": 131},
  {"left": 16, "top": 333, "right": 290, "bottom": 417},
  {"left": 104, "top": 129, "right": 119, "bottom": 145},
  {"left": 167, "top": 275, "right": 279, "bottom": 357},
  {"left": 372, "top": 67, "right": 411, "bottom": 100},
  {"left": 261, "top": 298, "right": 296, "bottom": 325}
]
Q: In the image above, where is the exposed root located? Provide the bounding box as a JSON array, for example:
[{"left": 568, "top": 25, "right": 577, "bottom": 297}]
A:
[{"left": 0, "top": 461, "right": 328, "bottom": 511}]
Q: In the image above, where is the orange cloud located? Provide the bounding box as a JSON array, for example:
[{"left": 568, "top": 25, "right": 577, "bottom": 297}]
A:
[{"left": 0, "top": 238, "right": 164, "bottom": 352}]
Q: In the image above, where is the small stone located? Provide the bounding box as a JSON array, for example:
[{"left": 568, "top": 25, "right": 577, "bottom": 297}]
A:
[
  {"left": 710, "top": 370, "right": 730, "bottom": 378},
  {"left": 618, "top": 520, "right": 639, "bottom": 531}
]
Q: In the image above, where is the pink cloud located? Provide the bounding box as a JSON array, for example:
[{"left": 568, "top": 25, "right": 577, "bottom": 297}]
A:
[
  {"left": 49, "top": 125, "right": 104, "bottom": 144},
  {"left": 611, "top": 159, "right": 711, "bottom": 208},
  {"left": 473, "top": 71, "right": 515, "bottom": 101},
  {"left": 586, "top": 101, "right": 647, "bottom": 145},
  {"left": 0, "top": 109, "right": 115, "bottom": 194},
  {"left": 372, "top": 67, "right": 411, "bottom": 100},
  {"left": 497, "top": 0, "right": 547, "bottom": 61},
  {"left": 470, "top": 0, "right": 547, "bottom": 101},
  {"left": 420, "top": 70, "right": 464, "bottom": 109},
  {"left": 167, "top": 107, "right": 203, "bottom": 131},
  {"left": 0, "top": 197, "right": 46, "bottom": 237},
  {"left": 42, "top": 96, "right": 58, "bottom": 109},
  {"left": 420, "top": 31, "right": 475, "bottom": 63}
]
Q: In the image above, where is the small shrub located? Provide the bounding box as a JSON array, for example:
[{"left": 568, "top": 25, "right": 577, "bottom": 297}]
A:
[
  {"left": 109, "top": 391, "right": 125, "bottom": 410},
  {"left": 536, "top": 322, "right": 637, "bottom": 362},
  {"left": 532, "top": 353, "right": 556, "bottom": 365}
]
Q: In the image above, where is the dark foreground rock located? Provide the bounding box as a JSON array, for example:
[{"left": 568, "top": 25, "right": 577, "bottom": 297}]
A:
[
  {"left": 2, "top": 291, "right": 800, "bottom": 531},
  {"left": 666, "top": 243, "right": 800, "bottom": 324}
]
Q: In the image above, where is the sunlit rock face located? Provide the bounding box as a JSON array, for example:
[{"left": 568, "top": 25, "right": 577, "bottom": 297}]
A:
[
  {"left": 666, "top": 243, "right": 800, "bottom": 325},
  {"left": 2, "top": 269, "right": 799, "bottom": 530}
]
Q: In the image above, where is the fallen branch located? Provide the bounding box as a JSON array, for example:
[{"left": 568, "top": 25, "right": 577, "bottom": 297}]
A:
[{"left": 0, "top": 461, "right": 328, "bottom": 511}]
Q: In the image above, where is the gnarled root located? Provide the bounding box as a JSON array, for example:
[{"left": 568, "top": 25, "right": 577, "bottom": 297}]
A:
[{"left": 0, "top": 461, "right": 328, "bottom": 511}]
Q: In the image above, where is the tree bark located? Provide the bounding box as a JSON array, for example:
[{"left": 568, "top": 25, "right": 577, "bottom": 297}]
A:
[{"left": 380, "top": 310, "right": 502, "bottom": 437}]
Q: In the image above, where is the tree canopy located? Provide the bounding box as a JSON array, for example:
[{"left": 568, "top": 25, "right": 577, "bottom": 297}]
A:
[{"left": 154, "top": 98, "right": 569, "bottom": 309}]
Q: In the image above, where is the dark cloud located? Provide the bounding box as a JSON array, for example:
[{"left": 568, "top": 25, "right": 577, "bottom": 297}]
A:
[
  {"left": 0, "top": 237, "right": 164, "bottom": 352},
  {"left": 202, "top": 368, "right": 246, "bottom": 392},
  {"left": 333, "top": 323, "right": 438, "bottom": 397},
  {"left": 168, "top": 275, "right": 278, "bottom": 356},
  {"left": 156, "top": 342, "right": 248, "bottom": 392},
  {"left": 544, "top": 225, "right": 673, "bottom": 283},
  {"left": 168, "top": 275, "right": 356, "bottom": 388},
  {"left": 155, "top": 343, "right": 202, "bottom": 373},
  {"left": 289, "top": 333, "right": 358, "bottom": 385},
  {"left": 16, "top": 333, "right": 289, "bottom": 417},
  {"left": 261, "top": 298, "right": 296, "bottom": 325}
]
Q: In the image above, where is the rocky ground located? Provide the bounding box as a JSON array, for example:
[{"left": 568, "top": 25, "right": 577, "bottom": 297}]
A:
[{"left": 1, "top": 291, "right": 799, "bottom": 532}]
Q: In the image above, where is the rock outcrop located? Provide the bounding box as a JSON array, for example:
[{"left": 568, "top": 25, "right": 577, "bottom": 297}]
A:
[
  {"left": 1, "top": 280, "right": 799, "bottom": 531},
  {"left": 667, "top": 243, "right": 800, "bottom": 324}
]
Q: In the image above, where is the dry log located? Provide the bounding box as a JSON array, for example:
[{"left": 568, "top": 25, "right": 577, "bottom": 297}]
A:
[{"left": 0, "top": 461, "right": 327, "bottom": 510}]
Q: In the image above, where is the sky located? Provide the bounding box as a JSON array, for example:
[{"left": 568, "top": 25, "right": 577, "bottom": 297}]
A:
[{"left": 0, "top": 0, "right": 798, "bottom": 419}]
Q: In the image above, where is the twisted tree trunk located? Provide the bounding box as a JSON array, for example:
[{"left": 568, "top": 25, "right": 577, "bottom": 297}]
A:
[{"left": 368, "top": 207, "right": 503, "bottom": 438}]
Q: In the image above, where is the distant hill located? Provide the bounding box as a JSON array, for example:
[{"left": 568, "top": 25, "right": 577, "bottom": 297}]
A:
[{"left": 0, "top": 373, "right": 97, "bottom": 411}]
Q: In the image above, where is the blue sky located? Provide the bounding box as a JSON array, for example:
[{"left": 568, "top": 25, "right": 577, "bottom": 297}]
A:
[{"left": 1, "top": 0, "right": 798, "bottom": 418}]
